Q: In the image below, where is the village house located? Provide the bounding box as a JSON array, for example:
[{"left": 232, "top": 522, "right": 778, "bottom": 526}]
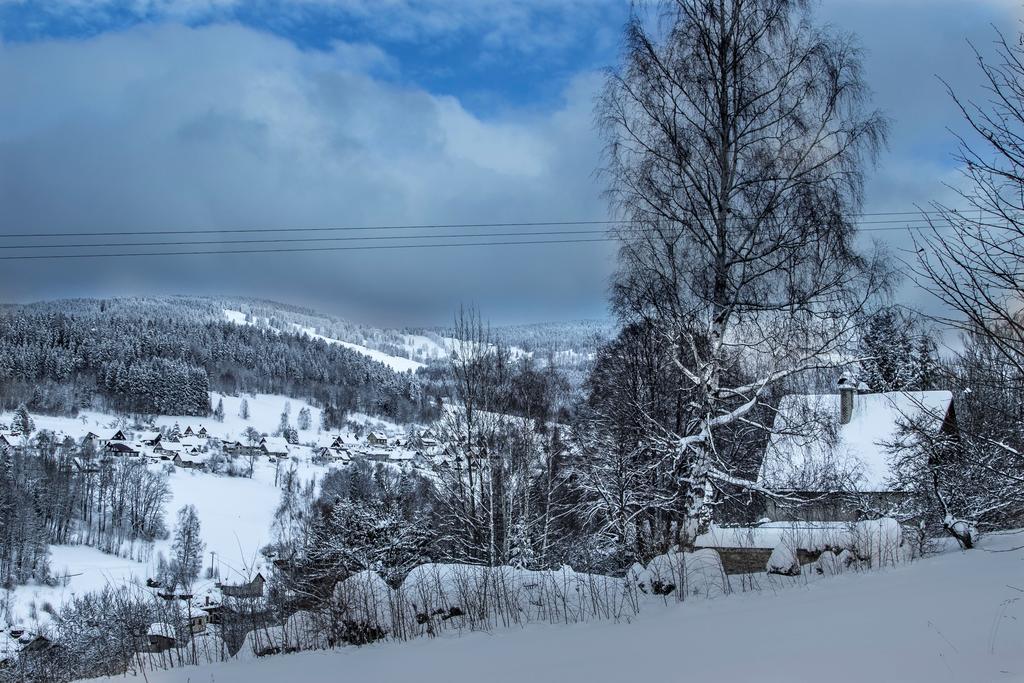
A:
[
  {"left": 0, "top": 433, "right": 18, "bottom": 449},
  {"left": 316, "top": 446, "right": 350, "bottom": 463},
  {"left": 388, "top": 450, "right": 416, "bottom": 465},
  {"left": 757, "top": 377, "right": 957, "bottom": 522},
  {"left": 106, "top": 429, "right": 128, "bottom": 442},
  {"left": 173, "top": 450, "right": 206, "bottom": 470},
  {"left": 138, "top": 431, "right": 162, "bottom": 447},
  {"left": 188, "top": 613, "right": 209, "bottom": 634},
  {"left": 104, "top": 440, "right": 142, "bottom": 456},
  {"left": 365, "top": 431, "right": 388, "bottom": 447},
  {"left": 218, "top": 572, "right": 266, "bottom": 599},
  {"left": 259, "top": 436, "right": 290, "bottom": 458},
  {"left": 145, "top": 623, "right": 176, "bottom": 653},
  {"left": 155, "top": 440, "right": 182, "bottom": 459},
  {"left": 72, "top": 456, "right": 100, "bottom": 473}
]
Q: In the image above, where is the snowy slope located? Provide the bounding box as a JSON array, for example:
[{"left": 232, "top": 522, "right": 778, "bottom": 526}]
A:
[
  {"left": 223, "top": 309, "right": 423, "bottom": 373},
  {"left": 85, "top": 532, "right": 1024, "bottom": 683}
]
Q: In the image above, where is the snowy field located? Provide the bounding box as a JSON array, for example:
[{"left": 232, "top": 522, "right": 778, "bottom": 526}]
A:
[
  {"left": 6, "top": 456, "right": 327, "bottom": 626},
  {"left": 0, "top": 392, "right": 409, "bottom": 626},
  {"left": 86, "top": 532, "right": 1024, "bottom": 683}
]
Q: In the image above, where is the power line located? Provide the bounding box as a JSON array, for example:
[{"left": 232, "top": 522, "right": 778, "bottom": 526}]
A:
[
  {"left": 0, "top": 209, "right": 975, "bottom": 240},
  {"left": 0, "top": 237, "right": 616, "bottom": 261},
  {"left": 0, "top": 220, "right": 963, "bottom": 252},
  {"left": 0, "top": 228, "right": 619, "bottom": 251}
]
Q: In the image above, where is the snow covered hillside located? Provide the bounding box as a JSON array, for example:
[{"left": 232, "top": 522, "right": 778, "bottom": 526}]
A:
[
  {"left": 86, "top": 532, "right": 1024, "bottom": 683},
  {"left": 223, "top": 309, "right": 424, "bottom": 373},
  {"left": 0, "top": 392, "right": 410, "bottom": 627}
]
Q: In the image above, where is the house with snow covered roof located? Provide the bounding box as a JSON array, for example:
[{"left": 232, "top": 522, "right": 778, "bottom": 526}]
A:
[
  {"left": 106, "top": 429, "right": 128, "bottom": 442},
  {"left": 173, "top": 450, "right": 206, "bottom": 470},
  {"left": 757, "top": 377, "right": 957, "bottom": 521},
  {"left": 145, "top": 623, "right": 177, "bottom": 653},
  {"left": 365, "top": 431, "right": 388, "bottom": 447},
  {"left": 104, "top": 440, "right": 142, "bottom": 456},
  {"left": 260, "top": 436, "right": 291, "bottom": 457},
  {"left": 138, "top": 431, "right": 162, "bottom": 447}
]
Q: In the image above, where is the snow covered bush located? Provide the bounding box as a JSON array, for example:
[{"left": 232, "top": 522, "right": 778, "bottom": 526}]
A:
[
  {"left": 331, "top": 570, "right": 396, "bottom": 644},
  {"left": 630, "top": 550, "right": 728, "bottom": 599},
  {"left": 766, "top": 544, "right": 801, "bottom": 576},
  {"left": 852, "top": 518, "right": 903, "bottom": 568}
]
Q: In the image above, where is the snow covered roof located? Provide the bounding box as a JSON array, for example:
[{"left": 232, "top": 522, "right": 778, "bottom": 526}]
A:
[
  {"left": 694, "top": 522, "right": 854, "bottom": 550},
  {"left": 147, "top": 623, "right": 176, "bottom": 639},
  {"left": 388, "top": 451, "right": 416, "bottom": 461},
  {"left": 759, "top": 390, "right": 954, "bottom": 492},
  {"left": 261, "top": 436, "right": 291, "bottom": 454},
  {"left": 137, "top": 431, "right": 161, "bottom": 442}
]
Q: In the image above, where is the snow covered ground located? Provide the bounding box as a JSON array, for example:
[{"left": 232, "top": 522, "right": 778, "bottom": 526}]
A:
[
  {"left": 85, "top": 532, "right": 1024, "bottom": 683},
  {"left": 6, "top": 455, "right": 326, "bottom": 626}
]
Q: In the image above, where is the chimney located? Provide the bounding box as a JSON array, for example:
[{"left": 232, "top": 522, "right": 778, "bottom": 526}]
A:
[{"left": 837, "top": 375, "right": 855, "bottom": 425}]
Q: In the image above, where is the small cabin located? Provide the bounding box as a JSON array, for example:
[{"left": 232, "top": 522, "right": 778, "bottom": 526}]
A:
[
  {"left": 138, "top": 431, "right": 162, "bottom": 447},
  {"left": 146, "top": 623, "right": 176, "bottom": 653},
  {"left": 365, "top": 432, "right": 388, "bottom": 447},
  {"left": 219, "top": 572, "right": 265, "bottom": 599}
]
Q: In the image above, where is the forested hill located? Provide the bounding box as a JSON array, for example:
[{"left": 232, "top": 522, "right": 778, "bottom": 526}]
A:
[{"left": 0, "top": 296, "right": 433, "bottom": 423}]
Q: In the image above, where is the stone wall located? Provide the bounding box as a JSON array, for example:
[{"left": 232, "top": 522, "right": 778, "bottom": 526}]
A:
[{"left": 697, "top": 546, "right": 822, "bottom": 575}]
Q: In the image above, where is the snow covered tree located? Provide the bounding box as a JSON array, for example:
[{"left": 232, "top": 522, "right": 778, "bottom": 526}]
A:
[
  {"left": 277, "top": 403, "right": 291, "bottom": 437},
  {"left": 213, "top": 398, "right": 225, "bottom": 422},
  {"left": 239, "top": 398, "right": 250, "bottom": 421},
  {"left": 856, "top": 307, "right": 940, "bottom": 392},
  {"left": 597, "top": 0, "right": 888, "bottom": 543},
  {"left": 297, "top": 406, "right": 311, "bottom": 431},
  {"left": 307, "top": 498, "right": 431, "bottom": 586},
  {"left": 171, "top": 504, "right": 204, "bottom": 590},
  {"left": 12, "top": 403, "right": 34, "bottom": 435}
]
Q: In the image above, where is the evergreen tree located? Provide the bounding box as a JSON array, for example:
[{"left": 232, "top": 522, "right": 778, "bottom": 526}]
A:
[
  {"left": 857, "top": 308, "right": 917, "bottom": 392},
  {"left": 213, "top": 398, "right": 225, "bottom": 422},
  {"left": 12, "top": 403, "right": 34, "bottom": 435},
  {"left": 239, "top": 398, "right": 250, "bottom": 421},
  {"left": 297, "top": 406, "right": 311, "bottom": 431}
]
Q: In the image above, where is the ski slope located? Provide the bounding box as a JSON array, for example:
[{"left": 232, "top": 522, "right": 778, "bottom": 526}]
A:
[{"left": 223, "top": 308, "right": 423, "bottom": 373}]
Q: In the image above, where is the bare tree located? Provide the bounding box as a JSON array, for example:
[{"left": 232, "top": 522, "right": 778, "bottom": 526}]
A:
[
  {"left": 910, "top": 27, "right": 1024, "bottom": 541},
  {"left": 915, "top": 28, "right": 1024, "bottom": 372},
  {"left": 597, "top": 0, "right": 889, "bottom": 543}
]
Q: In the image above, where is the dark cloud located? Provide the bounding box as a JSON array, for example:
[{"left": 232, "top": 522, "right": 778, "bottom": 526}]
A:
[
  {"left": 0, "top": 2, "right": 1019, "bottom": 326},
  {"left": 0, "top": 24, "right": 612, "bottom": 326}
]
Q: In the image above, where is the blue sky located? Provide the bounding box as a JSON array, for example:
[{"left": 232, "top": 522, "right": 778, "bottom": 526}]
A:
[{"left": 0, "top": 1, "right": 1019, "bottom": 326}]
